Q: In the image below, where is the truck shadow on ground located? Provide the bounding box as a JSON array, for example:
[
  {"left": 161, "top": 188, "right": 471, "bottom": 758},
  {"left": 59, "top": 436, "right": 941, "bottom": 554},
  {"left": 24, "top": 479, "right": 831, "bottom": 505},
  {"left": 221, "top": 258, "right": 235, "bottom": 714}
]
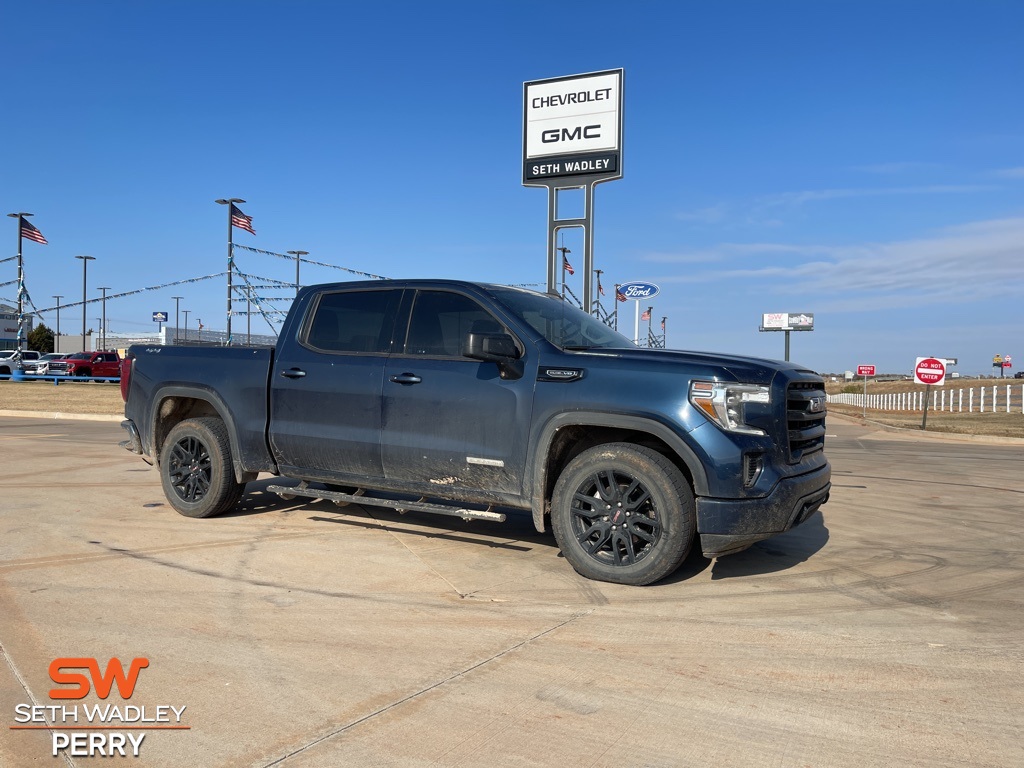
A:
[
  {"left": 223, "top": 478, "right": 556, "bottom": 553},
  {"left": 707, "top": 512, "right": 830, "bottom": 580},
  {"left": 214, "top": 479, "right": 830, "bottom": 581}
]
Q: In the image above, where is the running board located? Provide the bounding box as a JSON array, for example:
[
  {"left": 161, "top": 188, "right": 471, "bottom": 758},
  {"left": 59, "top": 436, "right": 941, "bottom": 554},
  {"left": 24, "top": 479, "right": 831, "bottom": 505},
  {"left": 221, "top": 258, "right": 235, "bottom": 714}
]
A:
[{"left": 266, "top": 482, "right": 506, "bottom": 523}]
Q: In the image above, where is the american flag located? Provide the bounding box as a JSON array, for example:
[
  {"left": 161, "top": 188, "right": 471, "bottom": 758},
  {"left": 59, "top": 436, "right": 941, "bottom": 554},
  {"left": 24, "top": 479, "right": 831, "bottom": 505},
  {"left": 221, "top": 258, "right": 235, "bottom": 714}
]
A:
[
  {"left": 615, "top": 286, "right": 627, "bottom": 303},
  {"left": 563, "top": 256, "right": 575, "bottom": 275},
  {"left": 598, "top": 280, "right": 605, "bottom": 296},
  {"left": 19, "top": 216, "right": 47, "bottom": 245},
  {"left": 661, "top": 318, "right": 666, "bottom": 331},
  {"left": 641, "top": 308, "right": 651, "bottom": 321},
  {"left": 230, "top": 204, "right": 256, "bottom": 235}
]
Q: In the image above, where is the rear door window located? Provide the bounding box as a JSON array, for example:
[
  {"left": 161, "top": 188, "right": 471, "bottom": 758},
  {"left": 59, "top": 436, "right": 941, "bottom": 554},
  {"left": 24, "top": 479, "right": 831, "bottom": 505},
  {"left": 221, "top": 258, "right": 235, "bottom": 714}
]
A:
[{"left": 304, "top": 290, "right": 402, "bottom": 354}]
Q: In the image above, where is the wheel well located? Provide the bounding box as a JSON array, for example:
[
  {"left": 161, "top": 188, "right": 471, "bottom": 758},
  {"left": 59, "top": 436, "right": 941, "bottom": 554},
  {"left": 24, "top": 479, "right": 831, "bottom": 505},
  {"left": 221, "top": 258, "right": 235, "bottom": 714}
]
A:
[
  {"left": 153, "top": 396, "right": 222, "bottom": 461},
  {"left": 542, "top": 425, "right": 696, "bottom": 514}
]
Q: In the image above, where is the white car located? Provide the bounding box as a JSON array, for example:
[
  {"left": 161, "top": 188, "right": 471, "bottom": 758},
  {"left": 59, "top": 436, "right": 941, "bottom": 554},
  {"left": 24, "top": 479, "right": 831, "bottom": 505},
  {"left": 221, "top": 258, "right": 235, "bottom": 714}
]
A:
[
  {"left": 0, "top": 350, "right": 41, "bottom": 375},
  {"left": 32, "top": 352, "right": 69, "bottom": 375}
]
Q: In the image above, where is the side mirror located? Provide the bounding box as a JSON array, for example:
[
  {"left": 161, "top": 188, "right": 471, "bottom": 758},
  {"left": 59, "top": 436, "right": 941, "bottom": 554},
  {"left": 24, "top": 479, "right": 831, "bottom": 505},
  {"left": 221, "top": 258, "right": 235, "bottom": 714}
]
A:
[{"left": 463, "top": 332, "right": 524, "bottom": 380}]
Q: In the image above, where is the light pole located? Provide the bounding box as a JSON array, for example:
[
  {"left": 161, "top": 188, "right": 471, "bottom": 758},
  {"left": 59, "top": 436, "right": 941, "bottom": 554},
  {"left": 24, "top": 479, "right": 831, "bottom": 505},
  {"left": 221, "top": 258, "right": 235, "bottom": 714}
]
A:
[
  {"left": 215, "top": 197, "right": 246, "bottom": 345},
  {"left": 183, "top": 310, "right": 191, "bottom": 343},
  {"left": 52, "top": 295, "right": 63, "bottom": 353},
  {"left": 98, "top": 287, "right": 110, "bottom": 351},
  {"left": 287, "top": 250, "right": 308, "bottom": 297},
  {"left": 75, "top": 256, "right": 95, "bottom": 351},
  {"left": 172, "top": 296, "right": 183, "bottom": 344}
]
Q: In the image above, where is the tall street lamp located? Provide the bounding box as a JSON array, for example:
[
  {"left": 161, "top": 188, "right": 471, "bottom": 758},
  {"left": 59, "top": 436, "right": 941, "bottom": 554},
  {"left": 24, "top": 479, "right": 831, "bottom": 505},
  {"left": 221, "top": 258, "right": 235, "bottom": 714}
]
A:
[
  {"left": 215, "top": 197, "right": 246, "bottom": 345},
  {"left": 287, "top": 250, "right": 308, "bottom": 297},
  {"left": 52, "top": 295, "right": 63, "bottom": 353},
  {"left": 172, "top": 296, "right": 183, "bottom": 344},
  {"left": 183, "top": 310, "right": 190, "bottom": 343},
  {"left": 75, "top": 256, "right": 95, "bottom": 351},
  {"left": 98, "top": 287, "right": 110, "bottom": 351}
]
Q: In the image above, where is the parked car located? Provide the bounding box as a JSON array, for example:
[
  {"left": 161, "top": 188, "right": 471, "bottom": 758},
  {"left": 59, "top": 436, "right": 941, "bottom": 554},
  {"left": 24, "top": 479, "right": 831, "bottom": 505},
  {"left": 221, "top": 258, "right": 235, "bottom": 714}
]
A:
[
  {"left": 47, "top": 351, "right": 122, "bottom": 378},
  {"left": 1015, "top": 371, "right": 1024, "bottom": 379},
  {"left": 0, "top": 350, "right": 41, "bottom": 375},
  {"left": 31, "top": 352, "right": 69, "bottom": 375}
]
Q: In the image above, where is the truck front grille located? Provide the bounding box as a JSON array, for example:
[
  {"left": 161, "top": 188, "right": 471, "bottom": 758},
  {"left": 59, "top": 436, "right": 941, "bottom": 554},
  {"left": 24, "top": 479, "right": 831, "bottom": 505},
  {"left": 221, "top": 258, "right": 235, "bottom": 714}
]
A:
[{"left": 786, "top": 381, "right": 827, "bottom": 461}]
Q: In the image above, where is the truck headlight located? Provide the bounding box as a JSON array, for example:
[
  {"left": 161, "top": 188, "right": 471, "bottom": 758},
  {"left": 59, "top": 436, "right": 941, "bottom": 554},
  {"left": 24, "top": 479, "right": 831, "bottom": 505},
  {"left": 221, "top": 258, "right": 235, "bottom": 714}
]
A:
[{"left": 689, "top": 381, "right": 770, "bottom": 436}]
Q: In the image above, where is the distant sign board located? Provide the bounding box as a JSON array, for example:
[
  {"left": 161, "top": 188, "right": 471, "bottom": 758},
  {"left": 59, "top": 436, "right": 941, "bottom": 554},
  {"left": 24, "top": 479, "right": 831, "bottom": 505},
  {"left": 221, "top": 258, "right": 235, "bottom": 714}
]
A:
[
  {"left": 760, "top": 312, "right": 814, "bottom": 331},
  {"left": 523, "top": 69, "right": 623, "bottom": 183},
  {"left": 914, "top": 357, "right": 946, "bottom": 386},
  {"left": 857, "top": 365, "right": 876, "bottom": 376},
  {"left": 153, "top": 312, "right": 168, "bottom": 323}
]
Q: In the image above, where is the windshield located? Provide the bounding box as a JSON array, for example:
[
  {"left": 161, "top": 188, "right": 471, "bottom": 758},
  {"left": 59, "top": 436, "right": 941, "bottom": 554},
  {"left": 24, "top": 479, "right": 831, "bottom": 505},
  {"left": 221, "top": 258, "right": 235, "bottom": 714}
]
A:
[{"left": 487, "top": 286, "right": 634, "bottom": 350}]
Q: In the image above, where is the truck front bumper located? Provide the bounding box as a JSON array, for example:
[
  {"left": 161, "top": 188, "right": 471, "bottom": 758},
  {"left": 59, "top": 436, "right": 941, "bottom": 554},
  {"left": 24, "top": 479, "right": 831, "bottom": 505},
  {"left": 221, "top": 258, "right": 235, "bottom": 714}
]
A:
[{"left": 696, "top": 463, "right": 831, "bottom": 558}]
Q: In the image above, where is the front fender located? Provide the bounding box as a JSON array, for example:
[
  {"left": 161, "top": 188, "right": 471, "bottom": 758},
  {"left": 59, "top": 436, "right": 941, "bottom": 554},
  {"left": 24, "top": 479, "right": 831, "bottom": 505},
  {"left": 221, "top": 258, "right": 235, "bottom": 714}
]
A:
[{"left": 525, "top": 411, "right": 710, "bottom": 533}]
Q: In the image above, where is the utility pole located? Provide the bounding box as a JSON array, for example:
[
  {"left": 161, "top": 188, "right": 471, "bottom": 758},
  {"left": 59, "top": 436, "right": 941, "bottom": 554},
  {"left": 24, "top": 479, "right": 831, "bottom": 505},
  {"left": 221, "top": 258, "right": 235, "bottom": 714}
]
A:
[
  {"left": 172, "top": 296, "right": 183, "bottom": 344},
  {"left": 287, "top": 250, "right": 308, "bottom": 297},
  {"left": 98, "top": 287, "right": 110, "bottom": 350},
  {"left": 75, "top": 256, "right": 95, "bottom": 352},
  {"left": 52, "top": 295, "right": 63, "bottom": 352}
]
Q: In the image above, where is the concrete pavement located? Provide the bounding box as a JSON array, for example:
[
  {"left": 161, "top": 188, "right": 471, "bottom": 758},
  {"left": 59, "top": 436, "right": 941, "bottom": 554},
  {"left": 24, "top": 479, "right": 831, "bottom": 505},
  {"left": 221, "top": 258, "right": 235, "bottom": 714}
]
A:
[{"left": 1, "top": 417, "right": 1021, "bottom": 766}]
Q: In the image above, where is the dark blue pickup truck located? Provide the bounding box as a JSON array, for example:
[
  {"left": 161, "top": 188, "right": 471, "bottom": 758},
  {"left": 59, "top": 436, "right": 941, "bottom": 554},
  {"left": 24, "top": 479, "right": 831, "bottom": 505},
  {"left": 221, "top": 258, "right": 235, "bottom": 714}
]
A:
[{"left": 120, "top": 280, "right": 830, "bottom": 585}]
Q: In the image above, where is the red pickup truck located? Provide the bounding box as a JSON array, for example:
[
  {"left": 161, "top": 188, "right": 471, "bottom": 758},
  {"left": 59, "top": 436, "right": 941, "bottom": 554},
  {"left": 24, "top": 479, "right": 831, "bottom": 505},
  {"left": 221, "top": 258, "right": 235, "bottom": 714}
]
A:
[{"left": 48, "top": 351, "right": 122, "bottom": 378}]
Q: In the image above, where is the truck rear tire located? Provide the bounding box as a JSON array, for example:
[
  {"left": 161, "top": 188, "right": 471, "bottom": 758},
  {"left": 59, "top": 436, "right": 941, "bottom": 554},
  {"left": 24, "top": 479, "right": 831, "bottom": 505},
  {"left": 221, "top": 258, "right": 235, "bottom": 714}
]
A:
[
  {"left": 551, "top": 443, "right": 695, "bottom": 586},
  {"left": 160, "top": 417, "right": 245, "bottom": 518}
]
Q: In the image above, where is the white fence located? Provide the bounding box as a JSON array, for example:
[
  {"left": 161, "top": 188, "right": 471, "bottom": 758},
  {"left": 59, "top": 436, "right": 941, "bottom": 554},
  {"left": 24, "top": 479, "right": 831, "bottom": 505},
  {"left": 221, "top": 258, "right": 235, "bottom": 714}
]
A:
[{"left": 829, "top": 385, "right": 1024, "bottom": 414}]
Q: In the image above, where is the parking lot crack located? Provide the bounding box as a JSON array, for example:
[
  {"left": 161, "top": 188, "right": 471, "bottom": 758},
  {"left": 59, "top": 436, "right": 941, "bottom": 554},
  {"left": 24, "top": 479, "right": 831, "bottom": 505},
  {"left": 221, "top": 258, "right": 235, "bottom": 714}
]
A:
[
  {"left": 0, "top": 639, "right": 77, "bottom": 767},
  {"left": 260, "top": 609, "right": 594, "bottom": 767}
]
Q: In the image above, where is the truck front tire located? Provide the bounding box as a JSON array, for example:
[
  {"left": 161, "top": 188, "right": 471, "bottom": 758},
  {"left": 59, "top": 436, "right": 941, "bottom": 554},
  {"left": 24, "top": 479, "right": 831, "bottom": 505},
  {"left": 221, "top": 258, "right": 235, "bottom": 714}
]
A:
[
  {"left": 551, "top": 443, "right": 695, "bottom": 586},
  {"left": 160, "top": 417, "right": 244, "bottom": 518}
]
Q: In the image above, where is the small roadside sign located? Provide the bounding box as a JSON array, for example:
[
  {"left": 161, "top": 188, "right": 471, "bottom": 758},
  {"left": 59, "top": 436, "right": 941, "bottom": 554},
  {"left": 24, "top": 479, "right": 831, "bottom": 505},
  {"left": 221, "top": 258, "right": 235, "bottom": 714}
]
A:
[
  {"left": 857, "top": 365, "right": 875, "bottom": 376},
  {"left": 915, "top": 357, "right": 946, "bottom": 386}
]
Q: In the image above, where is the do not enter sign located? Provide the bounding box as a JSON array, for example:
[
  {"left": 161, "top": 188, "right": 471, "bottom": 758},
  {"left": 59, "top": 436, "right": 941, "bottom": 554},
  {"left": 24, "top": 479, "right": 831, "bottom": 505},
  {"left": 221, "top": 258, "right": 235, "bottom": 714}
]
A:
[{"left": 915, "top": 357, "right": 946, "bottom": 386}]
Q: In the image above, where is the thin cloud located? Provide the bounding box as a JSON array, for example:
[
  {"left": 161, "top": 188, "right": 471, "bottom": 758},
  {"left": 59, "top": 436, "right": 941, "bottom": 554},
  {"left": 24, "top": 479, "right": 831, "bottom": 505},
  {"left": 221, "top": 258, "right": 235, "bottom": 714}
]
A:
[
  {"left": 757, "top": 184, "right": 997, "bottom": 210},
  {"left": 674, "top": 203, "right": 729, "bottom": 224},
  {"left": 992, "top": 166, "right": 1024, "bottom": 179},
  {"left": 853, "top": 161, "right": 939, "bottom": 174},
  {"left": 644, "top": 216, "right": 1024, "bottom": 312}
]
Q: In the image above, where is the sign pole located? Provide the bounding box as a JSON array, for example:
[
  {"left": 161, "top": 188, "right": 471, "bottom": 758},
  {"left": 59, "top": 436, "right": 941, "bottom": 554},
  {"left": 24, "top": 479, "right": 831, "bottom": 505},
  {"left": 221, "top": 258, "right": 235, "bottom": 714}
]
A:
[
  {"left": 921, "top": 384, "right": 931, "bottom": 430},
  {"left": 860, "top": 372, "right": 868, "bottom": 421}
]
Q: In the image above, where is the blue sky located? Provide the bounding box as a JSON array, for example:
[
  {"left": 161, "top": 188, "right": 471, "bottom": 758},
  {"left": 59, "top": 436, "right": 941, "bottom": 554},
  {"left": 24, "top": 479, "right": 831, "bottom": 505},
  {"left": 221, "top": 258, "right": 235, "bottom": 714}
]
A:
[{"left": 2, "top": 0, "right": 1022, "bottom": 375}]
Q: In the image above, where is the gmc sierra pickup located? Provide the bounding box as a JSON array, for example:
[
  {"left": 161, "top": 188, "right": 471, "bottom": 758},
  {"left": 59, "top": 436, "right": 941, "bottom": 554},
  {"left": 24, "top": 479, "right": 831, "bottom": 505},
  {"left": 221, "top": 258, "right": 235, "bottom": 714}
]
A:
[{"left": 120, "top": 280, "right": 830, "bottom": 585}]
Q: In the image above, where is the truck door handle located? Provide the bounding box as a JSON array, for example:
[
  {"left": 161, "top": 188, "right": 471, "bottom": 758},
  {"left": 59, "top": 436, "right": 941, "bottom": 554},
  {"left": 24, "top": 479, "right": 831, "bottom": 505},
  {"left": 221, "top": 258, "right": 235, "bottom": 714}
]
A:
[
  {"left": 280, "top": 368, "right": 307, "bottom": 379},
  {"left": 389, "top": 372, "right": 422, "bottom": 385}
]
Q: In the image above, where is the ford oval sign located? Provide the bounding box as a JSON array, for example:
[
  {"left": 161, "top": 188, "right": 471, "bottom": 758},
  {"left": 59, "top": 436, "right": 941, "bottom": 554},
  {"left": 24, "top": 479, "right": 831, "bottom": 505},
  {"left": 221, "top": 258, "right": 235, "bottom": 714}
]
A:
[{"left": 617, "top": 281, "right": 660, "bottom": 300}]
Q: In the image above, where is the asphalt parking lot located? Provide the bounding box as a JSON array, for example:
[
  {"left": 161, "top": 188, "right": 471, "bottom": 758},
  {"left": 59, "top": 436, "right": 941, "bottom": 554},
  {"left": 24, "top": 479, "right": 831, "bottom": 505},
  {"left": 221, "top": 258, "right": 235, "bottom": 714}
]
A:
[{"left": 1, "top": 416, "right": 1021, "bottom": 767}]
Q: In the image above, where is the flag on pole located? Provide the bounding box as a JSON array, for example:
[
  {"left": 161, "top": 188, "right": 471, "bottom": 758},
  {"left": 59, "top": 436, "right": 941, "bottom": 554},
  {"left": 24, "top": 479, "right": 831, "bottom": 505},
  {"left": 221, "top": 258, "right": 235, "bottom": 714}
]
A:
[
  {"left": 563, "top": 256, "right": 575, "bottom": 275},
  {"left": 230, "top": 204, "right": 256, "bottom": 235},
  {"left": 641, "top": 308, "right": 651, "bottom": 321},
  {"left": 661, "top": 318, "right": 666, "bottom": 331},
  {"left": 598, "top": 278, "right": 605, "bottom": 296},
  {"left": 19, "top": 216, "right": 47, "bottom": 245},
  {"left": 615, "top": 286, "right": 627, "bottom": 303}
]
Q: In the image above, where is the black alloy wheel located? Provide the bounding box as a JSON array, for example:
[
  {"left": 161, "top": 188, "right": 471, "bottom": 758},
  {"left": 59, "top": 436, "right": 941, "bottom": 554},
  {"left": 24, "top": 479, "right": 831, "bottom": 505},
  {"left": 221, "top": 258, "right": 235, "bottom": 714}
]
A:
[{"left": 551, "top": 443, "right": 695, "bottom": 586}]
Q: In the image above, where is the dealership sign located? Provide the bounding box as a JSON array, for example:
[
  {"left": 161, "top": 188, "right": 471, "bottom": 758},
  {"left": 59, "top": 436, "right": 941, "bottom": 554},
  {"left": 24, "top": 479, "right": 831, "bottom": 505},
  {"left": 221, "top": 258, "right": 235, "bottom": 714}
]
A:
[
  {"left": 523, "top": 69, "right": 623, "bottom": 183},
  {"left": 617, "top": 281, "right": 660, "bottom": 300}
]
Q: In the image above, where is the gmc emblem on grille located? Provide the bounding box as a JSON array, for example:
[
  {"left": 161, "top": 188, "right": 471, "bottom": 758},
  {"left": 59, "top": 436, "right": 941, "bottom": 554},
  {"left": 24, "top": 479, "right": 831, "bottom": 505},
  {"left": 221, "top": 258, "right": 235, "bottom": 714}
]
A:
[{"left": 808, "top": 396, "right": 826, "bottom": 413}]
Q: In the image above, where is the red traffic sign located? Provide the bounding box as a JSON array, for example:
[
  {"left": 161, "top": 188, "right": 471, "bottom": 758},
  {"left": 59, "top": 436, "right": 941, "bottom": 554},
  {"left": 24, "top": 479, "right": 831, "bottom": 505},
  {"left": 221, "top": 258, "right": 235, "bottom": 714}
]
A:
[
  {"left": 857, "top": 365, "right": 875, "bottom": 376},
  {"left": 914, "top": 357, "right": 946, "bottom": 386}
]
